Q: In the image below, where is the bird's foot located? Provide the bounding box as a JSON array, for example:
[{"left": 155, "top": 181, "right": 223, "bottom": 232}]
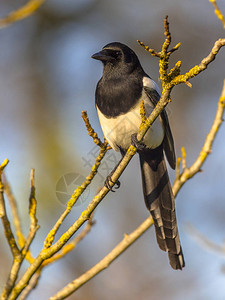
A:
[
  {"left": 131, "top": 133, "right": 146, "bottom": 152},
  {"left": 104, "top": 174, "right": 121, "bottom": 192}
]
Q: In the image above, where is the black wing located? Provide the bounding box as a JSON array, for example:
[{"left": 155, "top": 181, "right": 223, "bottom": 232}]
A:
[{"left": 144, "top": 86, "right": 176, "bottom": 169}]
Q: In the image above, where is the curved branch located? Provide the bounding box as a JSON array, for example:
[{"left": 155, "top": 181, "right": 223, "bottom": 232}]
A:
[{"left": 173, "top": 80, "right": 225, "bottom": 197}]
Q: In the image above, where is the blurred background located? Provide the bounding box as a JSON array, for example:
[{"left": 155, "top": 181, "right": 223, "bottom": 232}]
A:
[{"left": 0, "top": 0, "right": 225, "bottom": 299}]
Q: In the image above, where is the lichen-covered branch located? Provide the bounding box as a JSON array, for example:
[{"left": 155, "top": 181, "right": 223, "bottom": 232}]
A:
[
  {"left": 48, "top": 79, "right": 225, "bottom": 299},
  {"left": 0, "top": 159, "right": 20, "bottom": 258},
  {"left": 81, "top": 110, "right": 105, "bottom": 147},
  {"left": 173, "top": 80, "right": 225, "bottom": 197},
  {"left": 47, "top": 18, "right": 225, "bottom": 299},
  {"left": 17, "top": 216, "right": 95, "bottom": 300},
  {"left": 210, "top": 0, "right": 225, "bottom": 29},
  {"left": 2, "top": 174, "right": 35, "bottom": 264},
  {"left": 1, "top": 7, "right": 225, "bottom": 298},
  {"left": 43, "top": 215, "right": 95, "bottom": 267},
  {"left": 1, "top": 168, "right": 39, "bottom": 300},
  {"left": 7, "top": 15, "right": 225, "bottom": 300},
  {"left": 22, "top": 170, "right": 39, "bottom": 258},
  {"left": 0, "top": 0, "right": 46, "bottom": 29},
  {"left": 44, "top": 126, "right": 109, "bottom": 249},
  {"left": 49, "top": 216, "right": 154, "bottom": 300}
]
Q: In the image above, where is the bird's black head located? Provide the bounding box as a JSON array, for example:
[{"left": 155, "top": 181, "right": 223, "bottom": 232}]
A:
[{"left": 92, "top": 42, "right": 143, "bottom": 74}]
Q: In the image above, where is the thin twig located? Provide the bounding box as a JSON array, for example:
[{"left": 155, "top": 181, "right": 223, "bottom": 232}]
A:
[
  {"left": 173, "top": 80, "right": 225, "bottom": 197},
  {"left": 175, "top": 157, "right": 181, "bottom": 180},
  {"left": 181, "top": 147, "right": 187, "bottom": 170},
  {"left": 0, "top": 0, "right": 46, "bottom": 29},
  {"left": 19, "top": 271, "right": 41, "bottom": 300},
  {"left": 2, "top": 174, "right": 30, "bottom": 258},
  {"left": 0, "top": 159, "right": 24, "bottom": 300},
  {"left": 19, "top": 216, "right": 95, "bottom": 299},
  {"left": 1, "top": 168, "right": 39, "bottom": 300},
  {"left": 137, "top": 40, "right": 161, "bottom": 57},
  {"left": 23, "top": 169, "right": 39, "bottom": 257},
  {"left": 43, "top": 215, "right": 95, "bottom": 267},
  {"left": 171, "top": 39, "right": 225, "bottom": 86},
  {"left": 0, "top": 159, "right": 20, "bottom": 258},
  {"left": 44, "top": 138, "right": 108, "bottom": 249},
  {"left": 186, "top": 223, "right": 225, "bottom": 257},
  {"left": 209, "top": 0, "right": 225, "bottom": 29},
  {"left": 81, "top": 110, "right": 104, "bottom": 147}
]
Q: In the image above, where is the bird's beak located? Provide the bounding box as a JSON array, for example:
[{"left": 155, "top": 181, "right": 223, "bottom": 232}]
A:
[{"left": 91, "top": 50, "right": 111, "bottom": 62}]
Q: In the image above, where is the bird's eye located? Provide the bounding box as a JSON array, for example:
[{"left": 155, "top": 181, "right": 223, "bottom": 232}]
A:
[{"left": 113, "top": 50, "right": 121, "bottom": 59}]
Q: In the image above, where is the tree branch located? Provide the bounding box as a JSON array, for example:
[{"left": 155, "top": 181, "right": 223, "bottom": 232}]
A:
[
  {"left": 44, "top": 121, "right": 109, "bottom": 249},
  {"left": 173, "top": 79, "right": 225, "bottom": 197},
  {"left": 1, "top": 168, "right": 39, "bottom": 300},
  {"left": 0, "top": 0, "right": 46, "bottom": 29},
  {"left": 49, "top": 216, "right": 154, "bottom": 300},
  {"left": 48, "top": 18, "right": 225, "bottom": 299},
  {"left": 49, "top": 79, "right": 225, "bottom": 299},
  {"left": 17, "top": 216, "right": 95, "bottom": 300},
  {"left": 186, "top": 223, "right": 225, "bottom": 257},
  {"left": 0, "top": 159, "right": 20, "bottom": 258},
  {"left": 3, "top": 13, "right": 225, "bottom": 299},
  {"left": 210, "top": 0, "right": 225, "bottom": 29},
  {"left": 2, "top": 174, "right": 35, "bottom": 264}
]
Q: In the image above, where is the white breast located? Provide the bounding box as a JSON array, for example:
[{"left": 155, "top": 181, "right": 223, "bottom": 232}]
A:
[{"left": 97, "top": 93, "right": 164, "bottom": 152}]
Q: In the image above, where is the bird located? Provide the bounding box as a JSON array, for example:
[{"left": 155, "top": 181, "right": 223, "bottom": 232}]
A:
[{"left": 91, "top": 42, "right": 185, "bottom": 270}]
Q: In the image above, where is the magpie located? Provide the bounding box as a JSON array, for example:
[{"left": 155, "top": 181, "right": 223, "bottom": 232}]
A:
[{"left": 92, "top": 42, "right": 184, "bottom": 270}]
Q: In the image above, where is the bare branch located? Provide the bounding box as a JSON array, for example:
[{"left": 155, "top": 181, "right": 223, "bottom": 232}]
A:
[{"left": 186, "top": 223, "right": 225, "bottom": 257}]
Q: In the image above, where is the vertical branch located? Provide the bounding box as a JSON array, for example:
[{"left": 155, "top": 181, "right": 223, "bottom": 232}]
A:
[
  {"left": 1, "top": 167, "right": 39, "bottom": 300},
  {"left": 3, "top": 174, "right": 28, "bottom": 255},
  {"left": 0, "top": 159, "right": 23, "bottom": 300},
  {"left": 22, "top": 169, "right": 39, "bottom": 258},
  {"left": 0, "top": 159, "right": 20, "bottom": 258}
]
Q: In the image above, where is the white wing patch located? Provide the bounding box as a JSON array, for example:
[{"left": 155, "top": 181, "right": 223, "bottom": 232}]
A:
[{"left": 143, "top": 77, "right": 161, "bottom": 96}]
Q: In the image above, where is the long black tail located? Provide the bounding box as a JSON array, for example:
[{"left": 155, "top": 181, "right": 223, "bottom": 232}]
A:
[{"left": 139, "top": 146, "right": 185, "bottom": 270}]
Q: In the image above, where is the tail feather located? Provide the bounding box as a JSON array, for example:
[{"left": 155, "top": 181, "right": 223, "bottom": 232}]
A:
[{"left": 139, "top": 147, "right": 185, "bottom": 270}]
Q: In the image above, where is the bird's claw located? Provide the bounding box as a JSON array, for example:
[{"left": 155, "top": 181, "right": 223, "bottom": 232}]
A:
[
  {"left": 131, "top": 133, "right": 146, "bottom": 151},
  {"left": 104, "top": 175, "right": 121, "bottom": 192}
]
